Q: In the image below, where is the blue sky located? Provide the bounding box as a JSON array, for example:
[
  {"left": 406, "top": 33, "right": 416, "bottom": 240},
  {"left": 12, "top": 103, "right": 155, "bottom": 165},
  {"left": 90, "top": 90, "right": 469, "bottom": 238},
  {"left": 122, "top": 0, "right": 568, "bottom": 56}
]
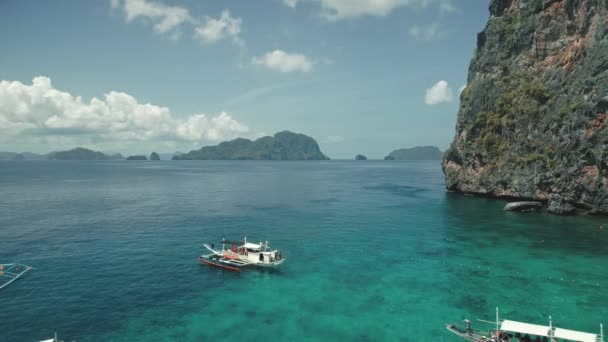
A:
[{"left": 0, "top": 0, "right": 489, "bottom": 158}]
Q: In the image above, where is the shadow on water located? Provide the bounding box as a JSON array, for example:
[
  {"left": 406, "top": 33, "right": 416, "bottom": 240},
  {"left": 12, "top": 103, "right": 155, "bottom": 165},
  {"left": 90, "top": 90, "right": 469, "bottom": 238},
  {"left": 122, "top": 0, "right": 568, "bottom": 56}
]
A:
[
  {"left": 439, "top": 192, "right": 608, "bottom": 331},
  {"left": 363, "top": 183, "right": 430, "bottom": 198},
  {"left": 442, "top": 192, "right": 608, "bottom": 256}
]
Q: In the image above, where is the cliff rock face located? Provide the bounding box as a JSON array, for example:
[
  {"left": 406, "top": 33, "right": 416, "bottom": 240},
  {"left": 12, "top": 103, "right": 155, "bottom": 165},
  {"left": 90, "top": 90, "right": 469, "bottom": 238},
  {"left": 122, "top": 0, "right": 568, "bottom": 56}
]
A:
[
  {"left": 443, "top": 0, "right": 608, "bottom": 213},
  {"left": 173, "top": 131, "right": 330, "bottom": 160}
]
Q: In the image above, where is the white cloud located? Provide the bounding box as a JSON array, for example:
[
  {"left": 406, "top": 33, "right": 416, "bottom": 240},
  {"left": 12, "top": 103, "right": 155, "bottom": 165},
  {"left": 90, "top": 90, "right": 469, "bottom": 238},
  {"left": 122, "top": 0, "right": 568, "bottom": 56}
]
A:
[
  {"left": 113, "top": 0, "right": 243, "bottom": 45},
  {"left": 425, "top": 80, "right": 453, "bottom": 105},
  {"left": 283, "top": 0, "right": 299, "bottom": 8},
  {"left": 194, "top": 10, "right": 242, "bottom": 45},
  {"left": 0, "top": 77, "right": 252, "bottom": 151},
  {"left": 252, "top": 50, "right": 313, "bottom": 73},
  {"left": 408, "top": 23, "right": 445, "bottom": 41},
  {"left": 438, "top": 1, "right": 457, "bottom": 14},
  {"left": 117, "top": 0, "right": 193, "bottom": 35},
  {"left": 176, "top": 112, "right": 249, "bottom": 141},
  {"left": 317, "top": 0, "right": 457, "bottom": 20}
]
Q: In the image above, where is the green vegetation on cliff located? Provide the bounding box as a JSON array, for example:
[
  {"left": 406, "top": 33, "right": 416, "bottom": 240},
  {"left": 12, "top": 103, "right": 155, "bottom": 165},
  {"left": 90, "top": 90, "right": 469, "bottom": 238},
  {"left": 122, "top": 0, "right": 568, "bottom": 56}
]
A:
[
  {"left": 443, "top": 0, "right": 608, "bottom": 214},
  {"left": 385, "top": 146, "right": 442, "bottom": 160},
  {"left": 173, "top": 131, "right": 329, "bottom": 160}
]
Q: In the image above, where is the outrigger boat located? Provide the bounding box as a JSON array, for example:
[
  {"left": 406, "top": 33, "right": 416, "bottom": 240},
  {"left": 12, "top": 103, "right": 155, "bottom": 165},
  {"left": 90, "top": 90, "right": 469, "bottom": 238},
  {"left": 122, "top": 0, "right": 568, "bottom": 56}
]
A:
[
  {"left": 447, "top": 308, "right": 604, "bottom": 342},
  {"left": 39, "top": 331, "right": 76, "bottom": 342},
  {"left": 199, "top": 237, "right": 285, "bottom": 272},
  {"left": 0, "top": 263, "right": 33, "bottom": 290},
  {"left": 39, "top": 331, "right": 65, "bottom": 342}
]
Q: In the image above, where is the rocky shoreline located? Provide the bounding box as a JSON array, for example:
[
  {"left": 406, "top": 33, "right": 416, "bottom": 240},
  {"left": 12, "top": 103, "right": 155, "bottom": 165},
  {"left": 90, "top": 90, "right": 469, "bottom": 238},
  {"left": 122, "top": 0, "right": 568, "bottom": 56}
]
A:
[{"left": 453, "top": 190, "right": 607, "bottom": 216}]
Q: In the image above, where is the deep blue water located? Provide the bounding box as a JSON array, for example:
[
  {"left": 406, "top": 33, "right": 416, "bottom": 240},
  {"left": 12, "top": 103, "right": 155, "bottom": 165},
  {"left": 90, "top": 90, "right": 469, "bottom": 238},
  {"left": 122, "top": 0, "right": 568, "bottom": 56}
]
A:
[{"left": 0, "top": 160, "right": 607, "bottom": 341}]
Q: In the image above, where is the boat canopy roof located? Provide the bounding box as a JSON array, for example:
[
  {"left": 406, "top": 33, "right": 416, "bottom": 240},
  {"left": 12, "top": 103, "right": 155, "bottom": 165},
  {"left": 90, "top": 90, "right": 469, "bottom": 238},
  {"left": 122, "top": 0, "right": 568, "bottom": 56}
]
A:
[
  {"left": 501, "top": 320, "right": 551, "bottom": 337},
  {"left": 243, "top": 242, "right": 261, "bottom": 249},
  {"left": 554, "top": 328, "right": 597, "bottom": 342}
]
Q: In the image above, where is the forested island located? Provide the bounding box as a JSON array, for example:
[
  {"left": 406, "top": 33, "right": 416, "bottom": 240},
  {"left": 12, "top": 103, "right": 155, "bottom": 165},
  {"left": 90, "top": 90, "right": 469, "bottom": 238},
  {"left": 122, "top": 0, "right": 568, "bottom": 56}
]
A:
[
  {"left": 173, "top": 131, "right": 329, "bottom": 160},
  {"left": 47, "top": 148, "right": 124, "bottom": 160},
  {"left": 0, "top": 132, "right": 329, "bottom": 161},
  {"left": 384, "top": 146, "right": 442, "bottom": 160}
]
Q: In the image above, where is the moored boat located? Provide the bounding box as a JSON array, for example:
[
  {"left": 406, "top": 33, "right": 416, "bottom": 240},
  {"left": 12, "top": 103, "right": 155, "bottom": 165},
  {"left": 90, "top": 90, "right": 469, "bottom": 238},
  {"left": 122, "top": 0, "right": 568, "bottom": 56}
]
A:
[
  {"left": 39, "top": 331, "right": 72, "bottom": 342},
  {"left": 0, "top": 263, "right": 33, "bottom": 290},
  {"left": 447, "top": 308, "right": 604, "bottom": 342},
  {"left": 199, "top": 237, "right": 285, "bottom": 272}
]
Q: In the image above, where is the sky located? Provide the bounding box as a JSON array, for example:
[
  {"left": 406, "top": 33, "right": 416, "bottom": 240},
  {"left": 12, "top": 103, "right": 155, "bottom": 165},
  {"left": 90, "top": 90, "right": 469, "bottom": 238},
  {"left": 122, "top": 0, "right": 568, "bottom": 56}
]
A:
[{"left": 0, "top": 0, "right": 489, "bottom": 159}]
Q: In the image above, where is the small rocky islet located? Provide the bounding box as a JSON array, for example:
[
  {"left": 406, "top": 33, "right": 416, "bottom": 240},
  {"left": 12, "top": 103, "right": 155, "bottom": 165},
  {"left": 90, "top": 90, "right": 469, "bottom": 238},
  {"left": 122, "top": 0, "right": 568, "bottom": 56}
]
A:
[{"left": 442, "top": 0, "right": 608, "bottom": 216}]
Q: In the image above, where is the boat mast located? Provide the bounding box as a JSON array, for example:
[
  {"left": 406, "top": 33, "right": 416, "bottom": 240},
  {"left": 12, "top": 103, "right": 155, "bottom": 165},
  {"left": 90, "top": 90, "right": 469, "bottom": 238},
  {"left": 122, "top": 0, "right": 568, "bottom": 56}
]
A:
[
  {"left": 549, "top": 315, "right": 553, "bottom": 340},
  {"left": 496, "top": 307, "right": 499, "bottom": 336},
  {"left": 601, "top": 323, "right": 604, "bottom": 342}
]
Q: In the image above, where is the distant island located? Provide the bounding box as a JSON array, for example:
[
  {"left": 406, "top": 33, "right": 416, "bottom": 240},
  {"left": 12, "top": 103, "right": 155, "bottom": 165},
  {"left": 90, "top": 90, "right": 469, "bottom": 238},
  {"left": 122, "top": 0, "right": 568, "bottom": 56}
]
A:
[
  {"left": 0, "top": 152, "right": 45, "bottom": 160},
  {"left": 48, "top": 148, "right": 124, "bottom": 160},
  {"left": 173, "top": 131, "right": 330, "bottom": 160},
  {"left": 355, "top": 154, "right": 367, "bottom": 160},
  {"left": 384, "top": 146, "right": 442, "bottom": 160},
  {"left": 1, "top": 133, "right": 329, "bottom": 162},
  {"left": 126, "top": 155, "right": 147, "bottom": 160}
]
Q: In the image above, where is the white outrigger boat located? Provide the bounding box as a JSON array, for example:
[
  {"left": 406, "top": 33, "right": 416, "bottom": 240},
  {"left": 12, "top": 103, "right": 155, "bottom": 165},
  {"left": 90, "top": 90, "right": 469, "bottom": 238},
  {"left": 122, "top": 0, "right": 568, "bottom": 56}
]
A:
[
  {"left": 447, "top": 308, "right": 604, "bottom": 342},
  {"left": 39, "top": 331, "right": 76, "bottom": 342},
  {"left": 199, "top": 238, "right": 285, "bottom": 272},
  {"left": 0, "top": 263, "right": 33, "bottom": 290},
  {"left": 39, "top": 331, "right": 65, "bottom": 342}
]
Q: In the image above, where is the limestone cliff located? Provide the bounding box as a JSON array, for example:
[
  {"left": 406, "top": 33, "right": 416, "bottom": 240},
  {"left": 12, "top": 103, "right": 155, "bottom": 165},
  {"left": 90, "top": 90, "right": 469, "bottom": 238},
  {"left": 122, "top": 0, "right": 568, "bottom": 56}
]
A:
[{"left": 442, "top": 0, "right": 608, "bottom": 214}]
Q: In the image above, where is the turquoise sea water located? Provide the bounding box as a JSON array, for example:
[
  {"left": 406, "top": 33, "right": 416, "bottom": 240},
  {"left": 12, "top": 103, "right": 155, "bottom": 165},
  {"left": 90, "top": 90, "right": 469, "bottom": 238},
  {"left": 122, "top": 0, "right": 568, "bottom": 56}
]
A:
[{"left": 0, "top": 160, "right": 606, "bottom": 341}]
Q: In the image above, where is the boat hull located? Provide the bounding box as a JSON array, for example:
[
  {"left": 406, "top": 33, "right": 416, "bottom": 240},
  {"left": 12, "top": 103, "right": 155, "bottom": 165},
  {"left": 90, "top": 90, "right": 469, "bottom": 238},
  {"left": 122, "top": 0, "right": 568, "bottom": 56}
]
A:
[
  {"left": 198, "top": 257, "right": 241, "bottom": 273},
  {"left": 446, "top": 324, "right": 490, "bottom": 342},
  {"left": 0, "top": 263, "right": 33, "bottom": 290}
]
